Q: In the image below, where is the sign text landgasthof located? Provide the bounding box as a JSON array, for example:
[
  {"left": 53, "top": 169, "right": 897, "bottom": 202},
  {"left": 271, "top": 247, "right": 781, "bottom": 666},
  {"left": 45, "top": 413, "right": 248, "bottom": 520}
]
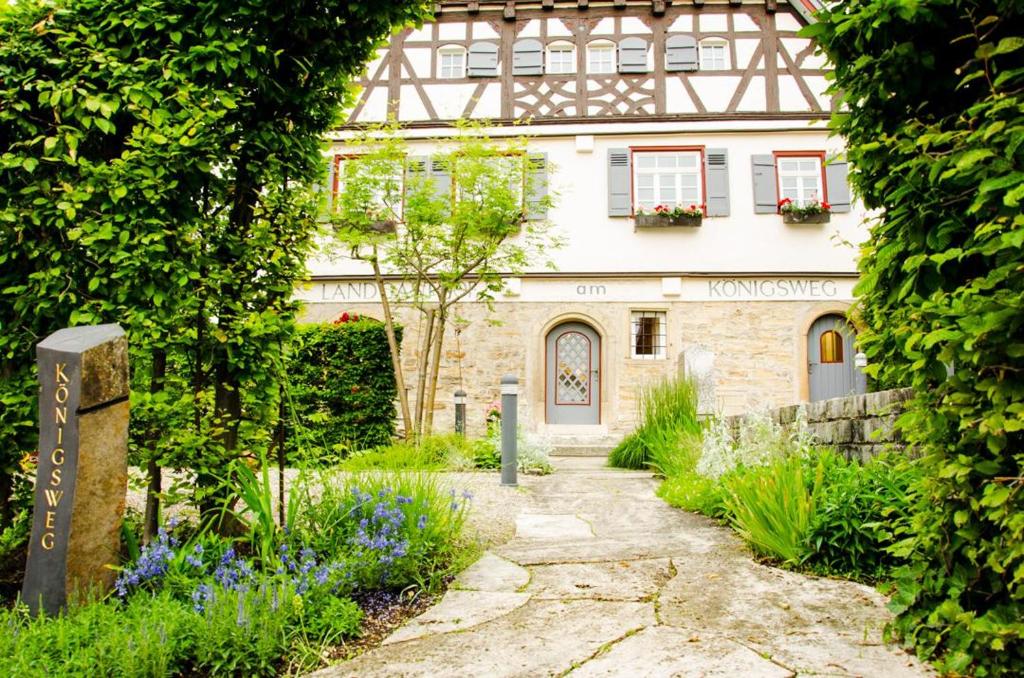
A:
[{"left": 297, "top": 276, "right": 856, "bottom": 304}]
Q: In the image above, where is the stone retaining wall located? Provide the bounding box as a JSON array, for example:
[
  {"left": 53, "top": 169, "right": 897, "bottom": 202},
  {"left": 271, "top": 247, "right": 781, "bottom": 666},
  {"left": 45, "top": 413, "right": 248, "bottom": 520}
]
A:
[{"left": 726, "top": 388, "right": 913, "bottom": 462}]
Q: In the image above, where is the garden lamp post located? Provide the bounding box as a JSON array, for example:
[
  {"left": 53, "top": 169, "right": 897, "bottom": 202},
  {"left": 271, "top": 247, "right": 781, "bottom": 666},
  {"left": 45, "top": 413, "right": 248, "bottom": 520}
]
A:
[
  {"left": 500, "top": 375, "right": 518, "bottom": 487},
  {"left": 454, "top": 389, "right": 466, "bottom": 436}
]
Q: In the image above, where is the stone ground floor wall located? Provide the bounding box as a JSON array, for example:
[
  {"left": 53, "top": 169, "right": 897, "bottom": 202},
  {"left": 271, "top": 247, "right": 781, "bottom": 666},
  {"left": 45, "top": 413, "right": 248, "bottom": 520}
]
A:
[
  {"left": 299, "top": 277, "right": 858, "bottom": 439},
  {"left": 726, "top": 388, "right": 913, "bottom": 461}
]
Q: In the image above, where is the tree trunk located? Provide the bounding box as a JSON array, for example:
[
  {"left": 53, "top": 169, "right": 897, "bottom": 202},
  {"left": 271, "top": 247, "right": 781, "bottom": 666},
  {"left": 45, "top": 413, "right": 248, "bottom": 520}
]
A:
[
  {"left": 143, "top": 348, "right": 167, "bottom": 544},
  {"left": 414, "top": 307, "right": 436, "bottom": 439},
  {"left": 371, "top": 253, "right": 413, "bottom": 440},
  {"left": 423, "top": 301, "right": 448, "bottom": 436},
  {"left": 199, "top": 352, "right": 245, "bottom": 536}
]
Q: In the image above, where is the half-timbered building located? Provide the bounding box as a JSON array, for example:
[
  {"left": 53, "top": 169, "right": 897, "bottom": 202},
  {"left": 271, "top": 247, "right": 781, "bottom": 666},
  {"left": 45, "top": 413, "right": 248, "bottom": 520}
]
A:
[{"left": 300, "top": 0, "right": 867, "bottom": 443}]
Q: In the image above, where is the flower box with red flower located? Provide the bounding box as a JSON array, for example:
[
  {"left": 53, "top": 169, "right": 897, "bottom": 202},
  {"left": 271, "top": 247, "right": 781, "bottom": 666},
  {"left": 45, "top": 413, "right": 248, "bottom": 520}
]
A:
[
  {"left": 634, "top": 204, "right": 704, "bottom": 228},
  {"left": 779, "top": 198, "right": 831, "bottom": 224}
]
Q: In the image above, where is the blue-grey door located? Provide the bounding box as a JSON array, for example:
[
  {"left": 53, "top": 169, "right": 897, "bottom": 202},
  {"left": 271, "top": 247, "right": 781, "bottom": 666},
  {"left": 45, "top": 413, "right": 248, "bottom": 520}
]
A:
[
  {"left": 808, "top": 314, "right": 865, "bottom": 401},
  {"left": 546, "top": 322, "right": 600, "bottom": 424}
]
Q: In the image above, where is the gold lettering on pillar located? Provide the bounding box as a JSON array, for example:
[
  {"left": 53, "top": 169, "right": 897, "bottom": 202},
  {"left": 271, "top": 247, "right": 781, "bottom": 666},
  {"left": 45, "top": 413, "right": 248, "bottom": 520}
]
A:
[{"left": 40, "top": 362, "right": 69, "bottom": 551}]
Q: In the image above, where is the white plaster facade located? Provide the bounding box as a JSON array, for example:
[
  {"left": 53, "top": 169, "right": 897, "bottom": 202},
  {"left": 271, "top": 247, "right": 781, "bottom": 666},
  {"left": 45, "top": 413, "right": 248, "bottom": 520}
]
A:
[{"left": 304, "top": 0, "right": 862, "bottom": 437}]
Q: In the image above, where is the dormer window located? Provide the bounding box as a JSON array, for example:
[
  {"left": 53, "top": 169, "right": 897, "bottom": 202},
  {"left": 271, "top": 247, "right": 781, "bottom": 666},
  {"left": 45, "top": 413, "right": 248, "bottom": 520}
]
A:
[
  {"left": 547, "top": 41, "right": 576, "bottom": 74},
  {"left": 438, "top": 46, "right": 466, "bottom": 79},
  {"left": 587, "top": 41, "right": 616, "bottom": 74},
  {"left": 699, "top": 39, "right": 729, "bottom": 71}
]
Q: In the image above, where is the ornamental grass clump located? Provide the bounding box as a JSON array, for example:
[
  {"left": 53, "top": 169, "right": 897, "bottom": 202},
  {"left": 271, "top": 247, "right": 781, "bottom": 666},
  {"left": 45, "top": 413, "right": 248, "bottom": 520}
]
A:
[
  {"left": 722, "top": 454, "right": 824, "bottom": 566},
  {"left": 609, "top": 376, "right": 701, "bottom": 470}
]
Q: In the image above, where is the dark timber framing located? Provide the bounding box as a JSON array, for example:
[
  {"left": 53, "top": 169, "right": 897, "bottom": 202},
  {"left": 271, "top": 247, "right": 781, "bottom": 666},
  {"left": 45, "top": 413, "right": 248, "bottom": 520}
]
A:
[{"left": 345, "top": 1, "right": 826, "bottom": 127}]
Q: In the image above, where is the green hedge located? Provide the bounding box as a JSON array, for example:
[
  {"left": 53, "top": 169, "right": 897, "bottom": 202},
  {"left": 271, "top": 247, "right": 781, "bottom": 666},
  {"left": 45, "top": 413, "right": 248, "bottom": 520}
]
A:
[{"left": 287, "top": 318, "right": 401, "bottom": 461}]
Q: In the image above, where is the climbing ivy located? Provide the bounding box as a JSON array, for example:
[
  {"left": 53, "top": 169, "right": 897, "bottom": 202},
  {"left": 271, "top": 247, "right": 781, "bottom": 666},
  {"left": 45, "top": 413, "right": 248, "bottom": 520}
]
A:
[{"left": 808, "top": 1, "right": 1024, "bottom": 674}]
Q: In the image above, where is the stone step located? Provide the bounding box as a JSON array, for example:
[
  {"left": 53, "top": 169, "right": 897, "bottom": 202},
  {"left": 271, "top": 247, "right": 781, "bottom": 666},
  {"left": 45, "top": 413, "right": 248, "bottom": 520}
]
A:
[{"left": 551, "top": 444, "right": 616, "bottom": 457}]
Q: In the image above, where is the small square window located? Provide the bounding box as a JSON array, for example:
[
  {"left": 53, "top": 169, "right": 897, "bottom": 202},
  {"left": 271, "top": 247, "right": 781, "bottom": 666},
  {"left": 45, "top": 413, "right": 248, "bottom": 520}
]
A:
[
  {"left": 439, "top": 48, "right": 466, "bottom": 79},
  {"left": 631, "top": 311, "right": 667, "bottom": 359},
  {"left": 699, "top": 41, "right": 729, "bottom": 70},
  {"left": 588, "top": 43, "right": 616, "bottom": 74},
  {"left": 547, "top": 44, "right": 576, "bottom": 74}
]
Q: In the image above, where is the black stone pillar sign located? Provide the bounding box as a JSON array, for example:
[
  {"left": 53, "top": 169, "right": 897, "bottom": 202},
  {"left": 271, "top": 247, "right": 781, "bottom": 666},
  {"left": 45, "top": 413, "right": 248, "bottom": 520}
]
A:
[{"left": 22, "top": 324, "right": 129, "bottom": 616}]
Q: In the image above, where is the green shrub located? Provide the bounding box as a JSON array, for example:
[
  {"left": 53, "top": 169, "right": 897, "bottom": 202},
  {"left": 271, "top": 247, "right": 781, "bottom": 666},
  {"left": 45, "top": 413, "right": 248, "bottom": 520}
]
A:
[
  {"left": 804, "top": 450, "right": 921, "bottom": 582},
  {"left": 339, "top": 434, "right": 479, "bottom": 472},
  {"left": 480, "top": 428, "right": 554, "bottom": 475},
  {"left": 292, "top": 470, "right": 471, "bottom": 592},
  {"left": 0, "top": 593, "right": 195, "bottom": 677},
  {"left": 287, "top": 319, "right": 402, "bottom": 461},
  {"left": 610, "top": 376, "right": 700, "bottom": 470},
  {"left": 657, "top": 470, "right": 729, "bottom": 519},
  {"left": 191, "top": 584, "right": 294, "bottom": 677},
  {"left": 811, "top": 2, "right": 1024, "bottom": 673},
  {"left": 722, "top": 455, "right": 823, "bottom": 566}
]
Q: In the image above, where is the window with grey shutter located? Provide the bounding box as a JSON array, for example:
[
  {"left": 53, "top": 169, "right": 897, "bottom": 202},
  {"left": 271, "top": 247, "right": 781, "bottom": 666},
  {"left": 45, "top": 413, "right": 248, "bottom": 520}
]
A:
[
  {"left": 608, "top": 148, "right": 632, "bottom": 217},
  {"left": 526, "top": 153, "right": 548, "bottom": 220},
  {"left": 512, "top": 39, "right": 544, "bottom": 76},
  {"left": 751, "top": 155, "right": 778, "bottom": 213},
  {"left": 429, "top": 158, "right": 452, "bottom": 204},
  {"left": 467, "top": 42, "right": 499, "bottom": 77},
  {"left": 665, "top": 35, "right": 698, "bottom": 72},
  {"left": 405, "top": 155, "right": 428, "bottom": 204},
  {"left": 704, "top": 149, "right": 729, "bottom": 217},
  {"left": 825, "top": 160, "right": 852, "bottom": 213},
  {"left": 618, "top": 37, "right": 649, "bottom": 74}
]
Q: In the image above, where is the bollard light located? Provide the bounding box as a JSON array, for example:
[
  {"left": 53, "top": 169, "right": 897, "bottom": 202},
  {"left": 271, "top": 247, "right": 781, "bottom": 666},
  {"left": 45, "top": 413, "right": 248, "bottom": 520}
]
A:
[
  {"left": 500, "top": 375, "right": 518, "bottom": 487},
  {"left": 454, "top": 389, "right": 466, "bottom": 436},
  {"left": 500, "top": 376, "right": 518, "bottom": 396},
  {"left": 854, "top": 352, "right": 868, "bottom": 369}
]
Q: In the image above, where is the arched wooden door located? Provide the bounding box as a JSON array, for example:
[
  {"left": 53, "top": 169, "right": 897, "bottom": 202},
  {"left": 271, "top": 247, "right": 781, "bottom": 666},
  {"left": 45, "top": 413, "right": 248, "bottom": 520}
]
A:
[
  {"left": 808, "top": 314, "right": 865, "bottom": 401},
  {"left": 546, "top": 322, "right": 601, "bottom": 424}
]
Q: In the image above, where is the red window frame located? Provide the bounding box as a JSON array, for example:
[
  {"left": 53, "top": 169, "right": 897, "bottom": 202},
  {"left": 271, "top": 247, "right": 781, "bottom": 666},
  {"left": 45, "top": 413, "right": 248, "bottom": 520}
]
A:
[
  {"left": 772, "top": 150, "right": 828, "bottom": 213},
  {"left": 628, "top": 145, "right": 707, "bottom": 217}
]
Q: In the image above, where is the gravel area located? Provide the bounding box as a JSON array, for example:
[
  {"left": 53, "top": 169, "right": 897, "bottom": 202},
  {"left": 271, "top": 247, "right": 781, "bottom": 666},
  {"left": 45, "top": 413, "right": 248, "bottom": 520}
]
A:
[{"left": 125, "top": 466, "right": 536, "bottom": 550}]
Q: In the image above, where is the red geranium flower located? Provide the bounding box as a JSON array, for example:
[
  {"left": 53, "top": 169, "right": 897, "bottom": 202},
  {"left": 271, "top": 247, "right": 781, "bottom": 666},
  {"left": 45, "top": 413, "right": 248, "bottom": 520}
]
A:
[
  {"left": 778, "top": 198, "right": 793, "bottom": 207},
  {"left": 821, "top": 201, "right": 831, "bottom": 210}
]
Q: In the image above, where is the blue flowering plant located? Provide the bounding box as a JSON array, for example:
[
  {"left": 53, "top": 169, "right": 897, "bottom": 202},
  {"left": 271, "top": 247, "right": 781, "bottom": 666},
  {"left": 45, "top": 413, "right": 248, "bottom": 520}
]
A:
[{"left": 293, "top": 471, "right": 473, "bottom": 593}]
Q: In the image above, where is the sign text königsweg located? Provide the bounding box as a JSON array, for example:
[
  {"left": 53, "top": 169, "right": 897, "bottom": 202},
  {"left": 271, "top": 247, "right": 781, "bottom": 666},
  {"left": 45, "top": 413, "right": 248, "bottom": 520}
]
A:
[
  {"left": 298, "top": 277, "right": 852, "bottom": 304},
  {"left": 706, "top": 278, "right": 839, "bottom": 300}
]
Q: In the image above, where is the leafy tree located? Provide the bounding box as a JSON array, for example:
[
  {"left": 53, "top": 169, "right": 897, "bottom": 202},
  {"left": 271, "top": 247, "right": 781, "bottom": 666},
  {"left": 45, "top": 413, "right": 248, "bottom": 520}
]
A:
[
  {"left": 809, "top": 1, "right": 1024, "bottom": 673},
  {"left": 331, "top": 121, "right": 560, "bottom": 438},
  {"left": 0, "top": 0, "right": 430, "bottom": 534}
]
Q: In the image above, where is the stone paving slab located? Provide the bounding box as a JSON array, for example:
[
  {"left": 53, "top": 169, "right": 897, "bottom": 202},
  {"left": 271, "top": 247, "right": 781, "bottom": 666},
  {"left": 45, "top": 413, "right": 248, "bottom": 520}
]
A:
[
  {"left": 383, "top": 590, "right": 531, "bottom": 645},
  {"left": 526, "top": 558, "right": 672, "bottom": 601},
  {"left": 317, "top": 599, "right": 655, "bottom": 678},
  {"left": 515, "top": 513, "right": 595, "bottom": 540},
  {"left": 568, "top": 626, "right": 794, "bottom": 678},
  {"left": 452, "top": 552, "right": 530, "bottom": 592},
  {"left": 313, "top": 458, "right": 933, "bottom": 677}
]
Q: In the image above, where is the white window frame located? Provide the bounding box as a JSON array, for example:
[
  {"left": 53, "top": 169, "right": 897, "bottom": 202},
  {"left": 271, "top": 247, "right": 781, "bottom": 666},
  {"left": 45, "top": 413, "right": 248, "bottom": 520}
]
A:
[
  {"left": 587, "top": 41, "right": 616, "bottom": 74},
  {"left": 335, "top": 155, "right": 405, "bottom": 219},
  {"left": 776, "top": 155, "right": 825, "bottom": 207},
  {"left": 699, "top": 39, "right": 729, "bottom": 71},
  {"left": 630, "top": 310, "right": 667, "bottom": 360},
  {"left": 546, "top": 41, "right": 576, "bottom": 74},
  {"left": 632, "top": 149, "right": 705, "bottom": 213},
  {"left": 438, "top": 46, "right": 466, "bottom": 79}
]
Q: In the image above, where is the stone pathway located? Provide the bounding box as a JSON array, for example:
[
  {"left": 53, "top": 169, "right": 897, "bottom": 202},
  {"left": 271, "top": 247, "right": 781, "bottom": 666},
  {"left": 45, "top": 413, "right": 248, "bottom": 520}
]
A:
[{"left": 313, "top": 458, "right": 931, "bottom": 677}]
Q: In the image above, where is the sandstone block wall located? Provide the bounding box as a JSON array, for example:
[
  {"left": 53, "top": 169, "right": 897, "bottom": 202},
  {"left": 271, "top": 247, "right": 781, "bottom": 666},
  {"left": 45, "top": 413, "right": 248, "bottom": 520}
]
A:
[
  {"left": 300, "top": 296, "right": 853, "bottom": 438},
  {"left": 726, "top": 388, "right": 913, "bottom": 461}
]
